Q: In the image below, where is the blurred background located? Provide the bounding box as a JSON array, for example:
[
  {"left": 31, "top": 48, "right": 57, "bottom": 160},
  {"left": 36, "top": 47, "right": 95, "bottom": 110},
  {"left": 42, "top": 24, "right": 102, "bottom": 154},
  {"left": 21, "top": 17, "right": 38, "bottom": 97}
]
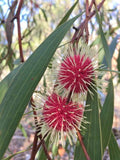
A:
[{"left": 0, "top": 0, "right": 120, "bottom": 159}]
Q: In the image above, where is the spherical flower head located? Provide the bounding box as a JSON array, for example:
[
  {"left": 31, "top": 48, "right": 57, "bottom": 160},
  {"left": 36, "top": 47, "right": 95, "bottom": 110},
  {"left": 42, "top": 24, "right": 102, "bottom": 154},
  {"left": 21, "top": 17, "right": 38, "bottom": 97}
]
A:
[
  {"left": 43, "top": 93, "right": 83, "bottom": 132},
  {"left": 58, "top": 54, "right": 94, "bottom": 93}
]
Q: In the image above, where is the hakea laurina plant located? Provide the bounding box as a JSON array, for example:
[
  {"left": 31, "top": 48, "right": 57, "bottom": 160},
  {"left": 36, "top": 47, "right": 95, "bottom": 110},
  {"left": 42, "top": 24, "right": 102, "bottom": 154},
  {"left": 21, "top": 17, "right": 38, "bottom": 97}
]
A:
[
  {"left": 34, "top": 92, "right": 84, "bottom": 145},
  {"left": 53, "top": 40, "right": 101, "bottom": 99},
  {"left": 33, "top": 40, "right": 101, "bottom": 146}
]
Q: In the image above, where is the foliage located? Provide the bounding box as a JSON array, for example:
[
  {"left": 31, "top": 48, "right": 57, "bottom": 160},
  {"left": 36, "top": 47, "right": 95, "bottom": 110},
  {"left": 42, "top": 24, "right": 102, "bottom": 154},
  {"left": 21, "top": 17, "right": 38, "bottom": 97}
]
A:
[{"left": 0, "top": 0, "right": 120, "bottom": 160}]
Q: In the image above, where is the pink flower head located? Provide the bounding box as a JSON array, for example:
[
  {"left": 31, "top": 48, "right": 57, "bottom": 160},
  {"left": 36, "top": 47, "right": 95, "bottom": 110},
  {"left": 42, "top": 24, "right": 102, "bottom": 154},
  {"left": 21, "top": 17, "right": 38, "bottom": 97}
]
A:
[
  {"left": 58, "top": 54, "right": 94, "bottom": 93},
  {"left": 43, "top": 93, "right": 83, "bottom": 132}
]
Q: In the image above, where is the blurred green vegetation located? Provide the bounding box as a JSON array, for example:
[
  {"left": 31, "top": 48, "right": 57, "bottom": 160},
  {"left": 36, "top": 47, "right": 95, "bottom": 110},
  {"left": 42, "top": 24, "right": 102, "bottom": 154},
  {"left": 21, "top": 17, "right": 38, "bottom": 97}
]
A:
[{"left": 0, "top": 0, "right": 119, "bottom": 78}]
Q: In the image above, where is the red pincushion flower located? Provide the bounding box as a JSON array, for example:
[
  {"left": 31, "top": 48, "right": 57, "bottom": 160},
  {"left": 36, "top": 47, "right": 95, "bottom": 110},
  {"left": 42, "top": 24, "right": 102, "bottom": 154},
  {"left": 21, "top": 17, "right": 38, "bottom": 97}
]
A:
[
  {"left": 43, "top": 93, "right": 83, "bottom": 132},
  {"left": 58, "top": 54, "right": 94, "bottom": 93}
]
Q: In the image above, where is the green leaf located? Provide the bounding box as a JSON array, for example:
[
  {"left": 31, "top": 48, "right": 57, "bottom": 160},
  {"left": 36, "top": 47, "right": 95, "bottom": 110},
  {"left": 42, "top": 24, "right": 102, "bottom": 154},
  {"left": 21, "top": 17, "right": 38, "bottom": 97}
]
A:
[
  {"left": 102, "top": 35, "right": 119, "bottom": 68},
  {"left": 117, "top": 49, "right": 120, "bottom": 83},
  {"left": 40, "top": 8, "right": 48, "bottom": 22},
  {"left": 108, "top": 132, "right": 120, "bottom": 160},
  {"left": 0, "top": 15, "right": 80, "bottom": 159},
  {"left": 108, "top": 35, "right": 118, "bottom": 58},
  {"left": 100, "top": 79, "right": 114, "bottom": 152},
  {"left": 57, "top": 0, "right": 78, "bottom": 27},
  {"left": 18, "top": 123, "right": 27, "bottom": 138},
  {"left": 74, "top": 85, "right": 102, "bottom": 160},
  {"left": 0, "top": 65, "right": 22, "bottom": 104},
  {"left": 96, "top": 8, "right": 111, "bottom": 69}
]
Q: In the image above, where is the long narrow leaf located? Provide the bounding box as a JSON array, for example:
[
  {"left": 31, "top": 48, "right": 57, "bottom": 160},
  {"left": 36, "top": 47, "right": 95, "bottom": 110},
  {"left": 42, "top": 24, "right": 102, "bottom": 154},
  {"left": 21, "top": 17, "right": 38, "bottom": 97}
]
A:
[
  {"left": 96, "top": 8, "right": 111, "bottom": 69},
  {"left": 108, "top": 132, "right": 120, "bottom": 160},
  {"left": 0, "top": 65, "right": 22, "bottom": 104},
  {"left": 74, "top": 85, "right": 102, "bottom": 160},
  {"left": 96, "top": 9, "right": 115, "bottom": 158},
  {"left": 117, "top": 49, "right": 120, "bottom": 82},
  {"left": 57, "top": 0, "right": 78, "bottom": 27},
  {"left": 102, "top": 35, "right": 119, "bottom": 67},
  {"left": 0, "top": 15, "right": 80, "bottom": 159},
  {"left": 100, "top": 79, "right": 114, "bottom": 152}
]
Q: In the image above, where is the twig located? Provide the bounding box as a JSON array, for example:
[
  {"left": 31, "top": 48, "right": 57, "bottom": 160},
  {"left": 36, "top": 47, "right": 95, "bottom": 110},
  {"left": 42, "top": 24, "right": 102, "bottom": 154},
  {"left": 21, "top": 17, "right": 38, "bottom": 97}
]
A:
[
  {"left": 66, "top": 90, "right": 72, "bottom": 104},
  {"left": 66, "top": 90, "right": 91, "bottom": 160},
  {"left": 36, "top": 132, "right": 48, "bottom": 152},
  {"left": 89, "top": 0, "right": 105, "bottom": 19},
  {"left": 76, "top": 128, "right": 91, "bottom": 160},
  {"left": 71, "top": 0, "right": 105, "bottom": 44},
  {"left": 12, "top": 0, "right": 23, "bottom": 21},
  {"left": 85, "top": 0, "right": 90, "bottom": 43},
  {"left": 0, "top": 52, "right": 9, "bottom": 63},
  {"left": 30, "top": 98, "right": 39, "bottom": 160},
  {"left": 12, "top": 0, "right": 24, "bottom": 62},
  {"left": 30, "top": 98, "right": 52, "bottom": 160},
  {"left": 30, "top": 132, "right": 49, "bottom": 158},
  {"left": 17, "top": 16, "right": 24, "bottom": 62},
  {"left": 88, "top": 0, "right": 94, "bottom": 12},
  {"left": 29, "top": 132, "right": 38, "bottom": 160},
  {"left": 30, "top": 97, "right": 39, "bottom": 127},
  {"left": 38, "top": 134, "right": 52, "bottom": 160}
]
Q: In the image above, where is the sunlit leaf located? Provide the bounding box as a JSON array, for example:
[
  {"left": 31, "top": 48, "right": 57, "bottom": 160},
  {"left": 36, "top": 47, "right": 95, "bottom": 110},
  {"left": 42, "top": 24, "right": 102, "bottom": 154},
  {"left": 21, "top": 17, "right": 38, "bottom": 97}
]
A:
[{"left": 0, "top": 15, "right": 80, "bottom": 159}]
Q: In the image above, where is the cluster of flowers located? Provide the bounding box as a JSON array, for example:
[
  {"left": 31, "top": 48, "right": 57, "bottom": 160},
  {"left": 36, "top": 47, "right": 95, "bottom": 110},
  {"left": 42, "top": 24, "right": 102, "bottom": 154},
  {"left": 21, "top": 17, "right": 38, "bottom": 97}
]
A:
[{"left": 34, "top": 40, "right": 99, "bottom": 144}]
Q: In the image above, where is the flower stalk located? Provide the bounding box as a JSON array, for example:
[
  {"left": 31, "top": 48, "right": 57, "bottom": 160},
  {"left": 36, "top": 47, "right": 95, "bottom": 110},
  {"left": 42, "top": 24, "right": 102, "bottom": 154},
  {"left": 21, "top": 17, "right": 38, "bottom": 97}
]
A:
[
  {"left": 76, "top": 128, "right": 91, "bottom": 160},
  {"left": 30, "top": 98, "right": 52, "bottom": 160}
]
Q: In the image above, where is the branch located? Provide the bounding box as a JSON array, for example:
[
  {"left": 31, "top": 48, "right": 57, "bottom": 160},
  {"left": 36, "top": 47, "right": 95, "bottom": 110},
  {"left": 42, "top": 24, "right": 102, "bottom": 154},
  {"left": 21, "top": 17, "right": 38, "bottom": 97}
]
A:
[
  {"left": 30, "top": 98, "right": 52, "bottom": 160},
  {"left": 17, "top": 16, "right": 24, "bottom": 62},
  {"left": 38, "top": 134, "right": 52, "bottom": 160},
  {"left": 71, "top": 0, "right": 106, "bottom": 44},
  {"left": 85, "top": 0, "right": 90, "bottom": 43},
  {"left": 29, "top": 132, "right": 38, "bottom": 160},
  {"left": 12, "top": 0, "right": 24, "bottom": 62},
  {"left": 12, "top": 0, "right": 23, "bottom": 21},
  {"left": 76, "top": 128, "right": 91, "bottom": 160},
  {"left": 89, "top": 0, "right": 105, "bottom": 19}
]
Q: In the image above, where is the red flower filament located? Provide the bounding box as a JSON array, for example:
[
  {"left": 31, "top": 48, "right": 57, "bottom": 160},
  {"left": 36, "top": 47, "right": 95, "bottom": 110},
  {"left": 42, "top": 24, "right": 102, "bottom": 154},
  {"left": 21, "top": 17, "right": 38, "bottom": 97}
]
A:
[
  {"left": 58, "top": 54, "right": 94, "bottom": 93},
  {"left": 43, "top": 93, "right": 83, "bottom": 132}
]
